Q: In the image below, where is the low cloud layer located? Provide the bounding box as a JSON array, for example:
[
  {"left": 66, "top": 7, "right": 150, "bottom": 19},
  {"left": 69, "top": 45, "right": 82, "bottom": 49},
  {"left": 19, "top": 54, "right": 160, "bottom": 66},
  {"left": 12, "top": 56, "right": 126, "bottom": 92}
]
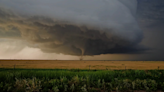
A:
[{"left": 0, "top": 0, "right": 143, "bottom": 56}]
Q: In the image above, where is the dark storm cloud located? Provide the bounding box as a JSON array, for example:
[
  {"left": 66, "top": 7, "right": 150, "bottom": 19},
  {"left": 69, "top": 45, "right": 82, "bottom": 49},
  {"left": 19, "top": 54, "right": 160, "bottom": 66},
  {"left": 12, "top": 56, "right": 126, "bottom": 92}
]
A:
[
  {"left": 133, "top": 0, "right": 164, "bottom": 60},
  {"left": 0, "top": 0, "right": 144, "bottom": 56},
  {"left": 137, "top": 0, "right": 164, "bottom": 26}
]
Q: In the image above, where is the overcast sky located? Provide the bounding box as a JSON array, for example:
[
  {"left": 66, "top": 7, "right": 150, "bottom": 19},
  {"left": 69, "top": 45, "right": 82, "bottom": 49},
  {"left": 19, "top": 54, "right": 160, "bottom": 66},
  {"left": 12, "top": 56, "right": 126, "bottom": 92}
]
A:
[{"left": 0, "top": 0, "right": 164, "bottom": 60}]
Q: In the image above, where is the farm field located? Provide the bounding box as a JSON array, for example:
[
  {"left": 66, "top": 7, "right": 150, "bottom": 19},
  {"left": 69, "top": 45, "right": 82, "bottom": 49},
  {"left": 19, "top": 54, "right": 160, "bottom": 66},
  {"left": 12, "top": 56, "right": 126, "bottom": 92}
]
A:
[
  {"left": 0, "top": 60, "right": 164, "bottom": 70},
  {"left": 1, "top": 60, "right": 164, "bottom": 92},
  {"left": 0, "top": 69, "right": 164, "bottom": 92}
]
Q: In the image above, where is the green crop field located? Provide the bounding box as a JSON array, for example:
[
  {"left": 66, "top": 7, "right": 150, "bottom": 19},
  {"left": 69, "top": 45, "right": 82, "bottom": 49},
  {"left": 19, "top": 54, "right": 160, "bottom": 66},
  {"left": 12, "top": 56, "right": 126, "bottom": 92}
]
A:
[{"left": 0, "top": 68, "right": 164, "bottom": 92}]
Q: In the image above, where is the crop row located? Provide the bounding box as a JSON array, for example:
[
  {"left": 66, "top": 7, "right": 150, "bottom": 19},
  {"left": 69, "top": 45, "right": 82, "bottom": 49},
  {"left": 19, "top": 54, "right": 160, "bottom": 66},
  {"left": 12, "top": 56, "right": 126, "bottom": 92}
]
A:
[
  {"left": 0, "top": 69, "right": 164, "bottom": 92},
  {"left": 1, "top": 76, "right": 164, "bottom": 92}
]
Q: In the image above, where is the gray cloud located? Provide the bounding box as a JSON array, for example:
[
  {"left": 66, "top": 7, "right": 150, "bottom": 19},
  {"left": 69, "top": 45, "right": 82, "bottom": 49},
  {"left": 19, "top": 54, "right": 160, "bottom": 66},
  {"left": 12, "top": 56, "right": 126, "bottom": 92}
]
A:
[
  {"left": 0, "top": 0, "right": 144, "bottom": 56},
  {"left": 137, "top": 0, "right": 164, "bottom": 26}
]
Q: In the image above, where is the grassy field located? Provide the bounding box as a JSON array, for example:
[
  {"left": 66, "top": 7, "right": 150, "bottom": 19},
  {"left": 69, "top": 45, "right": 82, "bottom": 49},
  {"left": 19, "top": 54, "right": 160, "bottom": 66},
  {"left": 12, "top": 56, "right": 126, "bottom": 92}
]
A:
[{"left": 0, "top": 60, "right": 164, "bottom": 70}]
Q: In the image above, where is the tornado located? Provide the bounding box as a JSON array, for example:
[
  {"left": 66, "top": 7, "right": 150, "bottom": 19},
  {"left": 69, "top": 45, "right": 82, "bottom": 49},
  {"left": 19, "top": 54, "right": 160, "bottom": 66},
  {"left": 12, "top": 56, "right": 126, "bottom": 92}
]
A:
[{"left": 0, "top": 0, "right": 143, "bottom": 56}]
